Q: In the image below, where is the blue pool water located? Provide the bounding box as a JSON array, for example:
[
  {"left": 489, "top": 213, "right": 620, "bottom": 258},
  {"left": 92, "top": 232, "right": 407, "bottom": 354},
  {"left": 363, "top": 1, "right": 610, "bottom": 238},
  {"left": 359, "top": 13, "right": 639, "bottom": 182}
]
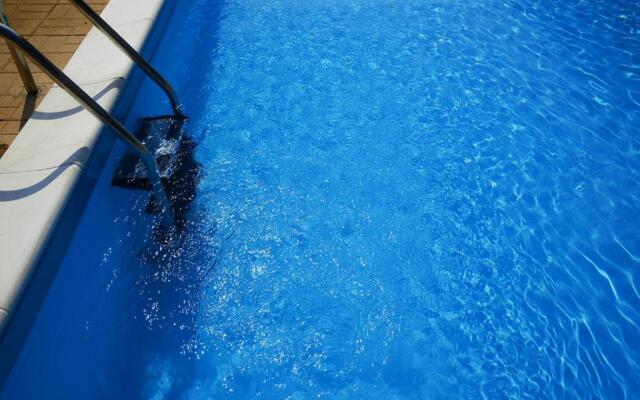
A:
[{"left": 3, "top": 0, "right": 640, "bottom": 398}]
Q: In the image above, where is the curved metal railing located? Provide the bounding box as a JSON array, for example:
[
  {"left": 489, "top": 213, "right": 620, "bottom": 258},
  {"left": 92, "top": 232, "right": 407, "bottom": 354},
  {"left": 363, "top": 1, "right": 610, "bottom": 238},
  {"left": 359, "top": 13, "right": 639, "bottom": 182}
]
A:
[
  {"left": 0, "top": 0, "right": 37, "bottom": 95},
  {"left": 0, "top": 23, "right": 174, "bottom": 227},
  {"left": 68, "top": 0, "right": 184, "bottom": 118}
]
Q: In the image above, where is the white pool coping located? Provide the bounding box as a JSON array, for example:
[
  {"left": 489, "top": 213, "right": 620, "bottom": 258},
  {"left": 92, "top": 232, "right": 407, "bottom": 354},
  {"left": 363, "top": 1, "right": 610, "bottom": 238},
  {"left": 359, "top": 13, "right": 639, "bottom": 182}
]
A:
[{"left": 0, "top": 0, "right": 167, "bottom": 331}]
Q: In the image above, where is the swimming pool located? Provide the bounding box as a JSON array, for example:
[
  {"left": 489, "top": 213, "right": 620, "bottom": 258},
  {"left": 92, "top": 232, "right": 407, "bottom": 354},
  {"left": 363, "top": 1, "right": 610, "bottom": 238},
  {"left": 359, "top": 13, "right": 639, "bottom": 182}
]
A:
[{"left": 2, "top": 0, "right": 640, "bottom": 398}]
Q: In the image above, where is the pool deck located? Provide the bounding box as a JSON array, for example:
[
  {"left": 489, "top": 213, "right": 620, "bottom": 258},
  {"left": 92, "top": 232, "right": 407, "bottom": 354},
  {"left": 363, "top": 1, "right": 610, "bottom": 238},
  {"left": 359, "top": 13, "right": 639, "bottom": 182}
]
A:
[
  {"left": 0, "top": 0, "right": 108, "bottom": 158},
  {"left": 0, "top": 0, "right": 171, "bottom": 353}
]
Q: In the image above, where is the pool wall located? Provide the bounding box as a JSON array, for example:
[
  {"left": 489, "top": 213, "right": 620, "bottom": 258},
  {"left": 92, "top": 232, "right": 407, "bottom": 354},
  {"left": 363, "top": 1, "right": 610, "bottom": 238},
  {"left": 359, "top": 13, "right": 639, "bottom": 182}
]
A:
[{"left": 0, "top": 0, "right": 177, "bottom": 386}]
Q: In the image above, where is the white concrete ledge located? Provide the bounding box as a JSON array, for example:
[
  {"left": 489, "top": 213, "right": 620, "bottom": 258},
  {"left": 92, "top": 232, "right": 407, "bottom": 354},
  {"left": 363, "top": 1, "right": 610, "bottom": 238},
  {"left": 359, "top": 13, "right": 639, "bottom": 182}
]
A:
[{"left": 0, "top": 0, "right": 168, "bottom": 332}]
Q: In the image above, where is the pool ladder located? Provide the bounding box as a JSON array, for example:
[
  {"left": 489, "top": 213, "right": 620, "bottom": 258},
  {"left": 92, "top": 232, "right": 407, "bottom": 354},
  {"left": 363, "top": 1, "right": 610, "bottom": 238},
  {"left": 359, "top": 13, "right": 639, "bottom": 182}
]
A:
[{"left": 0, "top": 0, "right": 183, "bottom": 229}]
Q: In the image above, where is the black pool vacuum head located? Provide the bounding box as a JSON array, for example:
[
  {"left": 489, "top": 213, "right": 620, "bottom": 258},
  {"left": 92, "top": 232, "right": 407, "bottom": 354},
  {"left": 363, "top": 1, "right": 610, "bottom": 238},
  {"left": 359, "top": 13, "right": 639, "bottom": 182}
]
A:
[{"left": 112, "top": 115, "right": 187, "bottom": 190}]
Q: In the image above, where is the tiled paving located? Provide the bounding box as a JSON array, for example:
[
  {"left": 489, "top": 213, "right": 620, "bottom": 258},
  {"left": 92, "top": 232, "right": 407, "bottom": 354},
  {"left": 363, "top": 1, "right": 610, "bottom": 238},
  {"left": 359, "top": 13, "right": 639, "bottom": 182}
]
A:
[{"left": 0, "top": 0, "right": 108, "bottom": 157}]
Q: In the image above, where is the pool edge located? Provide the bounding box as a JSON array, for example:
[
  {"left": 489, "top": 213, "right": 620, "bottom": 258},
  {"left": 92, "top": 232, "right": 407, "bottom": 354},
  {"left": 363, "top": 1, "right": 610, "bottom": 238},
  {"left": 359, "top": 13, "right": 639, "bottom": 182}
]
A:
[{"left": 0, "top": 0, "right": 176, "bottom": 387}]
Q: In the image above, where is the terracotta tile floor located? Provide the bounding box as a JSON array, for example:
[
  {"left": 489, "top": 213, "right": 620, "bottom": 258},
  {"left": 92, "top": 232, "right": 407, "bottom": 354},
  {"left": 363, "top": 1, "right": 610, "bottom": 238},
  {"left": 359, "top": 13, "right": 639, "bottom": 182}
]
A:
[{"left": 0, "top": 0, "right": 108, "bottom": 157}]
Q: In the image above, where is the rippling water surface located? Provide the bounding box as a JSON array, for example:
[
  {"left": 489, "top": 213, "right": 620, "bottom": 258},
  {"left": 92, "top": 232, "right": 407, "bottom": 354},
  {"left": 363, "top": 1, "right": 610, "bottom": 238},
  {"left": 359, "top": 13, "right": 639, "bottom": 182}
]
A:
[{"left": 3, "top": 0, "right": 640, "bottom": 399}]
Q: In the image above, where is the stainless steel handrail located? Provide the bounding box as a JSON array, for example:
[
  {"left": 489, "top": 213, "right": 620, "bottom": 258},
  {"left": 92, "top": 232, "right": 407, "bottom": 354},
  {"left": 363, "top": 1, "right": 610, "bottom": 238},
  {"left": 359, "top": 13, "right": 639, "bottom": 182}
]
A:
[
  {"left": 0, "top": 0, "right": 38, "bottom": 95},
  {"left": 0, "top": 23, "right": 174, "bottom": 228},
  {"left": 68, "top": 0, "right": 184, "bottom": 118}
]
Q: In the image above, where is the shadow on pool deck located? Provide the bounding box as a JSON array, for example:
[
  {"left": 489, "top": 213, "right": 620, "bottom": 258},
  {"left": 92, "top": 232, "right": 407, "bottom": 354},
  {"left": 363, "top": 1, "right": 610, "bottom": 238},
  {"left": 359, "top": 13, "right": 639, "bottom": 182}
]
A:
[{"left": 0, "top": 0, "right": 108, "bottom": 158}]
